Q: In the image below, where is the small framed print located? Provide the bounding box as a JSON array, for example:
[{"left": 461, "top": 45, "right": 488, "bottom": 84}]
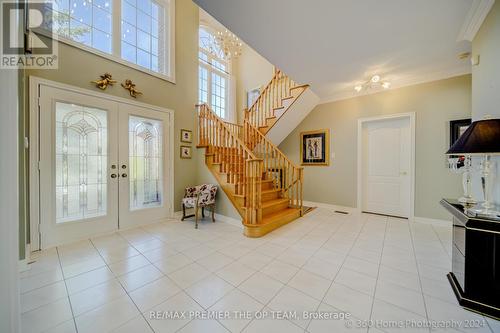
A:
[
  {"left": 180, "top": 146, "right": 192, "bottom": 159},
  {"left": 300, "top": 129, "right": 330, "bottom": 166},
  {"left": 450, "top": 119, "right": 471, "bottom": 147},
  {"left": 180, "top": 129, "right": 192, "bottom": 143},
  {"left": 247, "top": 86, "right": 261, "bottom": 108}
]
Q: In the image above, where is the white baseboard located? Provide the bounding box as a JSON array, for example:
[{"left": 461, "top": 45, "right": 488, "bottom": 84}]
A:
[
  {"left": 302, "top": 200, "right": 451, "bottom": 227},
  {"left": 19, "top": 244, "right": 31, "bottom": 273},
  {"left": 174, "top": 211, "right": 243, "bottom": 229},
  {"left": 303, "top": 200, "right": 359, "bottom": 214}
]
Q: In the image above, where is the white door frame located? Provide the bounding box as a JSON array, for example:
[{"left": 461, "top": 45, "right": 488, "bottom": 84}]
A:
[
  {"left": 357, "top": 112, "right": 416, "bottom": 219},
  {"left": 29, "top": 76, "right": 175, "bottom": 251}
]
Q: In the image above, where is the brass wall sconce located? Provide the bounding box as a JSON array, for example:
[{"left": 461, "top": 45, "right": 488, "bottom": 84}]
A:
[
  {"left": 91, "top": 73, "right": 117, "bottom": 90},
  {"left": 121, "top": 79, "right": 143, "bottom": 98}
]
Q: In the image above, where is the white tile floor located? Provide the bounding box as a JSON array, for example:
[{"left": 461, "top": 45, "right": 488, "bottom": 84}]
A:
[{"left": 20, "top": 208, "right": 500, "bottom": 333}]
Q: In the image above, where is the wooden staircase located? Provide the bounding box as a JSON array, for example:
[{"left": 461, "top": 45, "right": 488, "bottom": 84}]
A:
[
  {"left": 197, "top": 70, "right": 307, "bottom": 237},
  {"left": 245, "top": 69, "right": 309, "bottom": 134}
]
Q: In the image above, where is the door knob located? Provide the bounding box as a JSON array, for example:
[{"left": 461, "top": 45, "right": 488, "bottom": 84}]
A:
[
  {"left": 111, "top": 164, "right": 117, "bottom": 169},
  {"left": 121, "top": 165, "right": 127, "bottom": 169},
  {"left": 121, "top": 173, "right": 128, "bottom": 178},
  {"left": 111, "top": 174, "right": 118, "bottom": 178}
]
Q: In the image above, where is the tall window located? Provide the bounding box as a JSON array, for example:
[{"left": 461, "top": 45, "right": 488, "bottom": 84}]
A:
[
  {"left": 39, "top": 0, "right": 174, "bottom": 80},
  {"left": 199, "top": 27, "right": 229, "bottom": 119}
]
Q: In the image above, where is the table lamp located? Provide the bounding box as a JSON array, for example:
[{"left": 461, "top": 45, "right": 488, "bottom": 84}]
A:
[{"left": 446, "top": 119, "right": 500, "bottom": 215}]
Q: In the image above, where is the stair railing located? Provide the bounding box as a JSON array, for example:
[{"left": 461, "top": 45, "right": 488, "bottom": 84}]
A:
[
  {"left": 224, "top": 121, "right": 243, "bottom": 139},
  {"left": 243, "top": 119, "right": 303, "bottom": 214},
  {"left": 197, "top": 104, "right": 263, "bottom": 225},
  {"left": 244, "top": 69, "right": 299, "bottom": 129}
]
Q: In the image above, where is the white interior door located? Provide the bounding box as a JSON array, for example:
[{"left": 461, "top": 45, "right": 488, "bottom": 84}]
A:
[
  {"left": 362, "top": 117, "right": 411, "bottom": 218},
  {"left": 39, "top": 86, "right": 119, "bottom": 248},
  {"left": 37, "top": 84, "right": 172, "bottom": 248},
  {"left": 118, "top": 103, "right": 171, "bottom": 229}
]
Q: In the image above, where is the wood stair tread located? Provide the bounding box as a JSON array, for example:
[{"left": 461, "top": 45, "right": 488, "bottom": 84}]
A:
[
  {"left": 260, "top": 208, "right": 301, "bottom": 225},
  {"left": 262, "top": 188, "right": 280, "bottom": 194},
  {"left": 261, "top": 198, "right": 289, "bottom": 207}
]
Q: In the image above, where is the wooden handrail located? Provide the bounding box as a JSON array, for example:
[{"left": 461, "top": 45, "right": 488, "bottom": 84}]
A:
[
  {"left": 197, "top": 104, "right": 263, "bottom": 224},
  {"left": 224, "top": 121, "right": 243, "bottom": 139},
  {"left": 243, "top": 119, "right": 303, "bottom": 213},
  {"left": 244, "top": 69, "right": 300, "bottom": 129}
]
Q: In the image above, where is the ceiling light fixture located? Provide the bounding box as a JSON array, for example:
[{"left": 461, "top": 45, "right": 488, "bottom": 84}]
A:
[
  {"left": 354, "top": 74, "right": 391, "bottom": 93},
  {"left": 215, "top": 29, "right": 243, "bottom": 60},
  {"left": 371, "top": 75, "right": 380, "bottom": 83}
]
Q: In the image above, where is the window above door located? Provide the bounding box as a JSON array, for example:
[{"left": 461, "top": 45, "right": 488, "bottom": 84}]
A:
[
  {"left": 198, "top": 26, "right": 231, "bottom": 120},
  {"left": 36, "top": 0, "right": 175, "bottom": 82}
]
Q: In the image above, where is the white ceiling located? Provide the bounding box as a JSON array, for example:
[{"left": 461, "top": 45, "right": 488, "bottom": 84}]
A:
[{"left": 194, "top": 0, "right": 474, "bottom": 102}]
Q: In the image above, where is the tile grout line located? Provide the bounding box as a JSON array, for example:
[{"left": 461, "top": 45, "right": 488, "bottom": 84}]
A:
[
  {"left": 407, "top": 221, "right": 432, "bottom": 333},
  {"left": 55, "top": 246, "right": 80, "bottom": 333},
  {"left": 88, "top": 237, "right": 160, "bottom": 333},
  {"left": 302, "top": 211, "right": 368, "bottom": 333},
  {"left": 366, "top": 216, "right": 389, "bottom": 333},
  {"left": 231, "top": 210, "right": 339, "bottom": 333}
]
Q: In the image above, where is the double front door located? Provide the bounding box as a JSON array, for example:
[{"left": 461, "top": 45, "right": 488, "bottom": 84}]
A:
[{"left": 38, "top": 85, "right": 171, "bottom": 248}]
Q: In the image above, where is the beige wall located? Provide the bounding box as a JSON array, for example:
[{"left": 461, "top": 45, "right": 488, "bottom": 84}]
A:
[
  {"left": 472, "top": 1, "right": 500, "bottom": 205},
  {"left": 233, "top": 43, "right": 274, "bottom": 123},
  {"left": 22, "top": 0, "right": 200, "bottom": 229},
  {"left": 279, "top": 75, "right": 472, "bottom": 220},
  {"left": 472, "top": 1, "right": 500, "bottom": 120}
]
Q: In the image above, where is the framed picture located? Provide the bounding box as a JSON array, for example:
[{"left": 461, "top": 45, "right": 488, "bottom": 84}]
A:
[
  {"left": 300, "top": 129, "right": 330, "bottom": 166},
  {"left": 180, "top": 129, "right": 192, "bottom": 143},
  {"left": 450, "top": 119, "right": 471, "bottom": 147},
  {"left": 247, "top": 86, "right": 261, "bottom": 108},
  {"left": 180, "top": 146, "right": 192, "bottom": 159}
]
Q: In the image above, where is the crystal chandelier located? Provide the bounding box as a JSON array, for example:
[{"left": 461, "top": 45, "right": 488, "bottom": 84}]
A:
[{"left": 215, "top": 29, "right": 243, "bottom": 60}]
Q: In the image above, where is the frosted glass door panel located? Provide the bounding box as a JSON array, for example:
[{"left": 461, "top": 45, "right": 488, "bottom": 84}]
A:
[
  {"left": 129, "top": 115, "right": 163, "bottom": 210},
  {"left": 55, "top": 102, "right": 108, "bottom": 223}
]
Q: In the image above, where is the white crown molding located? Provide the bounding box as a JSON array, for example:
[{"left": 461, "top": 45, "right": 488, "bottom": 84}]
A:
[
  {"left": 318, "top": 64, "right": 471, "bottom": 105},
  {"left": 457, "top": 0, "right": 495, "bottom": 41}
]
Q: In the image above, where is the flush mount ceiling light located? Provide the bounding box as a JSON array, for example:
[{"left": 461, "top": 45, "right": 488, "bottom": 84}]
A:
[{"left": 354, "top": 75, "right": 391, "bottom": 92}]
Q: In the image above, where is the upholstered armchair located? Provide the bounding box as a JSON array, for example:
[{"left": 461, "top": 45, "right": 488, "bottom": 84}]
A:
[{"left": 181, "top": 184, "right": 218, "bottom": 228}]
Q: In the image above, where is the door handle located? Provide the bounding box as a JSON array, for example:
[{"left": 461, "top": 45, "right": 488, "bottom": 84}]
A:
[
  {"left": 121, "top": 173, "right": 128, "bottom": 178},
  {"left": 111, "top": 174, "right": 118, "bottom": 179}
]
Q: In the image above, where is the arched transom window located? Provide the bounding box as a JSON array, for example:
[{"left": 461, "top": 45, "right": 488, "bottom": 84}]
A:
[{"left": 198, "top": 26, "right": 229, "bottom": 119}]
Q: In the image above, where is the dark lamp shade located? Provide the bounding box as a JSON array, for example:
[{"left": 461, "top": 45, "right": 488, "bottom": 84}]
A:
[{"left": 446, "top": 119, "right": 500, "bottom": 155}]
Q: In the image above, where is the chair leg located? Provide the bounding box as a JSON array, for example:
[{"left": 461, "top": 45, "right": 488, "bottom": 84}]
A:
[
  {"left": 202, "top": 207, "right": 205, "bottom": 218},
  {"left": 194, "top": 205, "right": 199, "bottom": 229},
  {"left": 211, "top": 204, "right": 215, "bottom": 223},
  {"left": 181, "top": 204, "right": 186, "bottom": 221}
]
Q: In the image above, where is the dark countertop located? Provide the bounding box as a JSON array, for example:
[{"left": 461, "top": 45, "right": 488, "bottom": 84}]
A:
[{"left": 440, "top": 199, "right": 500, "bottom": 233}]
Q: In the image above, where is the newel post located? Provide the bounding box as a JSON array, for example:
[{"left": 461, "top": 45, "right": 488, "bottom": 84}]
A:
[
  {"left": 298, "top": 167, "right": 304, "bottom": 216},
  {"left": 244, "top": 159, "right": 263, "bottom": 225}
]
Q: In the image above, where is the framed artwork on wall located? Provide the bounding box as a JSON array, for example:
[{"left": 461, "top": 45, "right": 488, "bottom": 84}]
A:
[
  {"left": 450, "top": 119, "right": 471, "bottom": 147},
  {"left": 300, "top": 129, "right": 330, "bottom": 166},
  {"left": 180, "top": 146, "right": 192, "bottom": 159},
  {"left": 247, "top": 86, "right": 261, "bottom": 108},
  {"left": 180, "top": 129, "right": 193, "bottom": 143}
]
